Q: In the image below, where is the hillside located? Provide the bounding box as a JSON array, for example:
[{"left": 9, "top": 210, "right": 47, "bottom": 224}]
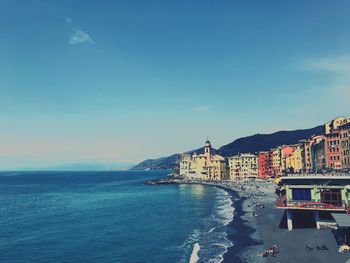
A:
[
  {"left": 130, "top": 125, "right": 324, "bottom": 170},
  {"left": 217, "top": 125, "right": 324, "bottom": 157},
  {"left": 131, "top": 154, "right": 181, "bottom": 170}
]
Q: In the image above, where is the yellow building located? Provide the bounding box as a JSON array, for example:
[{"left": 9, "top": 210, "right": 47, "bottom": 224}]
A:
[
  {"left": 324, "top": 116, "right": 349, "bottom": 134},
  {"left": 285, "top": 145, "right": 303, "bottom": 172},
  {"left": 228, "top": 153, "right": 258, "bottom": 180},
  {"left": 272, "top": 147, "right": 282, "bottom": 177},
  {"left": 179, "top": 140, "right": 228, "bottom": 181}
]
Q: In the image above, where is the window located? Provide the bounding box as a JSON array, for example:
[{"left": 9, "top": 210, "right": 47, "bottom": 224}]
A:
[{"left": 292, "top": 189, "right": 311, "bottom": 201}]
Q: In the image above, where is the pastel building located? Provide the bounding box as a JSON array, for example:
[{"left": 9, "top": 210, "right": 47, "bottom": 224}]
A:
[
  {"left": 339, "top": 121, "right": 350, "bottom": 170},
  {"left": 229, "top": 153, "right": 258, "bottom": 180},
  {"left": 299, "top": 139, "right": 312, "bottom": 173},
  {"left": 309, "top": 135, "right": 327, "bottom": 172},
  {"left": 179, "top": 140, "right": 228, "bottom": 181},
  {"left": 285, "top": 145, "right": 303, "bottom": 173},
  {"left": 325, "top": 117, "right": 350, "bottom": 170},
  {"left": 276, "top": 175, "right": 350, "bottom": 231},
  {"left": 270, "top": 146, "right": 295, "bottom": 177},
  {"left": 271, "top": 147, "right": 282, "bottom": 177},
  {"left": 258, "top": 151, "right": 271, "bottom": 179},
  {"left": 325, "top": 117, "right": 349, "bottom": 134}
]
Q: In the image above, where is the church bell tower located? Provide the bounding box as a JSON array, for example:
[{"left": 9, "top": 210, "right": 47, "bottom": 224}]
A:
[{"left": 204, "top": 139, "right": 212, "bottom": 156}]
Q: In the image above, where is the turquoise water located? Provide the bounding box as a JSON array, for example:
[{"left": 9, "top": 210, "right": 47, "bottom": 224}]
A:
[{"left": 0, "top": 171, "right": 233, "bottom": 263}]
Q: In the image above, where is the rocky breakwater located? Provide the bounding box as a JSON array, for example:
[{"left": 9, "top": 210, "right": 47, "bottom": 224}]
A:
[{"left": 146, "top": 173, "right": 185, "bottom": 185}]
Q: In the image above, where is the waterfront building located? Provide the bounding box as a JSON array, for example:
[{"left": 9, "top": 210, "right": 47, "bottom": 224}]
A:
[
  {"left": 281, "top": 146, "right": 297, "bottom": 174},
  {"left": 179, "top": 140, "right": 228, "bottom": 181},
  {"left": 228, "top": 153, "right": 258, "bottom": 180},
  {"left": 325, "top": 129, "right": 341, "bottom": 170},
  {"left": 258, "top": 151, "right": 271, "bottom": 179},
  {"left": 309, "top": 135, "right": 327, "bottom": 172},
  {"left": 276, "top": 175, "right": 350, "bottom": 231},
  {"left": 325, "top": 116, "right": 349, "bottom": 134},
  {"left": 324, "top": 117, "right": 350, "bottom": 170},
  {"left": 285, "top": 145, "right": 303, "bottom": 173},
  {"left": 179, "top": 153, "right": 192, "bottom": 177},
  {"left": 271, "top": 146, "right": 294, "bottom": 177},
  {"left": 339, "top": 121, "right": 350, "bottom": 170},
  {"left": 271, "top": 147, "right": 282, "bottom": 177},
  {"left": 299, "top": 139, "right": 312, "bottom": 173}
]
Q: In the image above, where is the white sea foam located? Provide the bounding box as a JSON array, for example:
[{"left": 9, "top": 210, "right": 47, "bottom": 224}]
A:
[
  {"left": 189, "top": 243, "right": 200, "bottom": 263},
  {"left": 181, "top": 187, "right": 235, "bottom": 263},
  {"left": 178, "top": 229, "right": 200, "bottom": 249},
  {"left": 207, "top": 226, "right": 217, "bottom": 233},
  {"left": 204, "top": 188, "right": 234, "bottom": 263}
]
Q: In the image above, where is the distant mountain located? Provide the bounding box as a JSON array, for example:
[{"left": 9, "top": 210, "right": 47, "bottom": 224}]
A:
[
  {"left": 131, "top": 147, "right": 216, "bottom": 170},
  {"left": 130, "top": 125, "right": 325, "bottom": 171},
  {"left": 217, "top": 125, "right": 324, "bottom": 157},
  {"left": 131, "top": 154, "right": 181, "bottom": 170},
  {"left": 20, "top": 162, "right": 136, "bottom": 171}
]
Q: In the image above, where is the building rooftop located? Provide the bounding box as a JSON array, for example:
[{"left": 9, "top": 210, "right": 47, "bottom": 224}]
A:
[{"left": 280, "top": 175, "right": 350, "bottom": 180}]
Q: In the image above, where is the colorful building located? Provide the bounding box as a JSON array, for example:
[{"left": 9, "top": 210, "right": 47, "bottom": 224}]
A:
[
  {"left": 325, "top": 117, "right": 350, "bottom": 170},
  {"left": 299, "top": 139, "right": 312, "bottom": 173},
  {"left": 285, "top": 145, "right": 303, "bottom": 173},
  {"left": 325, "top": 117, "right": 348, "bottom": 134},
  {"left": 271, "top": 147, "right": 282, "bottom": 177},
  {"left": 229, "top": 153, "right": 258, "bottom": 180},
  {"left": 276, "top": 175, "right": 350, "bottom": 231},
  {"left": 339, "top": 121, "right": 350, "bottom": 170},
  {"left": 309, "top": 135, "right": 327, "bottom": 172},
  {"left": 258, "top": 151, "right": 270, "bottom": 179},
  {"left": 179, "top": 140, "right": 228, "bottom": 181},
  {"left": 281, "top": 146, "right": 296, "bottom": 173}
]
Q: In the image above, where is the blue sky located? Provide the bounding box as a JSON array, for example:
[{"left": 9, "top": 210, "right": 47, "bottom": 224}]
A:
[{"left": 1, "top": 0, "right": 350, "bottom": 169}]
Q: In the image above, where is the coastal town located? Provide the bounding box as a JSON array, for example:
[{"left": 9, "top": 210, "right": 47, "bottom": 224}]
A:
[
  {"left": 179, "top": 116, "right": 350, "bottom": 181},
  {"left": 175, "top": 116, "right": 350, "bottom": 262}
]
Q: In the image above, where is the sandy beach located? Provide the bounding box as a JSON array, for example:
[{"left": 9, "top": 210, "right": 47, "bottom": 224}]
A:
[
  {"left": 184, "top": 180, "right": 350, "bottom": 263},
  {"left": 226, "top": 181, "right": 350, "bottom": 263}
]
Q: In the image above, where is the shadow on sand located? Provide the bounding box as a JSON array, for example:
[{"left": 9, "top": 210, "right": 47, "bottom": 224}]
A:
[{"left": 279, "top": 210, "right": 316, "bottom": 229}]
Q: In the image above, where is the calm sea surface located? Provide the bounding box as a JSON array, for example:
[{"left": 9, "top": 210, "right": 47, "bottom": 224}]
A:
[{"left": 0, "top": 171, "right": 233, "bottom": 263}]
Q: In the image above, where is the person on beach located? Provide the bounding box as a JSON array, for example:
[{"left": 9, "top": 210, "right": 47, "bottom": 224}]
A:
[
  {"left": 259, "top": 243, "right": 279, "bottom": 257},
  {"left": 272, "top": 243, "right": 279, "bottom": 255}
]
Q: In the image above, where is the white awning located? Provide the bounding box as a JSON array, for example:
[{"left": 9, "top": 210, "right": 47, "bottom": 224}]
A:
[{"left": 331, "top": 213, "right": 350, "bottom": 227}]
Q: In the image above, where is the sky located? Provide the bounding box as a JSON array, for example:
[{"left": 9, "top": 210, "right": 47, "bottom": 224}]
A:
[{"left": 1, "top": 0, "right": 350, "bottom": 169}]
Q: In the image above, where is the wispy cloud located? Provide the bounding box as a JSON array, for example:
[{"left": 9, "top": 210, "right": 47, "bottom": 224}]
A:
[
  {"left": 65, "top": 17, "right": 73, "bottom": 24},
  {"left": 301, "top": 54, "right": 350, "bottom": 107},
  {"left": 192, "top": 106, "right": 208, "bottom": 112},
  {"left": 69, "top": 29, "right": 94, "bottom": 45},
  {"left": 303, "top": 55, "right": 350, "bottom": 73}
]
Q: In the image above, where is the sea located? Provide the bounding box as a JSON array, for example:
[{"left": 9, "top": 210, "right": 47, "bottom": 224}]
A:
[{"left": 0, "top": 171, "right": 234, "bottom": 263}]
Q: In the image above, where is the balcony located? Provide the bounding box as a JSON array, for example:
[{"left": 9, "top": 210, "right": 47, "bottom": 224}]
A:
[{"left": 275, "top": 195, "right": 346, "bottom": 211}]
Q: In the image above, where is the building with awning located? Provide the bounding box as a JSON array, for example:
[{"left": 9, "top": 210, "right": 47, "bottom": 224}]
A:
[
  {"left": 332, "top": 213, "right": 350, "bottom": 228},
  {"left": 331, "top": 213, "right": 350, "bottom": 244},
  {"left": 275, "top": 175, "right": 350, "bottom": 230}
]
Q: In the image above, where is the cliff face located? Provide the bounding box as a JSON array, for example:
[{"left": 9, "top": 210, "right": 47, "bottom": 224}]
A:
[{"left": 130, "top": 125, "right": 325, "bottom": 170}]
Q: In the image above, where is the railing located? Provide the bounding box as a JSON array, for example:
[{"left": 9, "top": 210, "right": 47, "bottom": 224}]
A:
[
  {"left": 275, "top": 195, "right": 286, "bottom": 207},
  {"left": 275, "top": 195, "right": 346, "bottom": 210}
]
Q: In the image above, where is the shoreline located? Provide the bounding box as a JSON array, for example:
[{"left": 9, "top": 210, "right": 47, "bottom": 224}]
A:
[
  {"left": 179, "top": 181, "right": 263, "bottom": 263},
  {"left": 179, "top": 180, "right": 350, "bottom": 263},
  {"left": 217, "top": 186, "right": 262, "bottom": 263}
]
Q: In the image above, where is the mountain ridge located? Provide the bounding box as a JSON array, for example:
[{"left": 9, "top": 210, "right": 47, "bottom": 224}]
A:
[{"left": 130, "top": 125, "right": 324, "bottom": 170}]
